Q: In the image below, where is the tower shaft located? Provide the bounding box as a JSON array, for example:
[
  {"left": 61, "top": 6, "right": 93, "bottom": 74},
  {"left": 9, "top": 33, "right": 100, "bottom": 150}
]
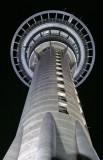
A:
[
  {"left": 3, "top": 48, "right": 94, "bottom": 160},
  {"left": 4, "top": 10, "right": 100, "bottom": 160}
]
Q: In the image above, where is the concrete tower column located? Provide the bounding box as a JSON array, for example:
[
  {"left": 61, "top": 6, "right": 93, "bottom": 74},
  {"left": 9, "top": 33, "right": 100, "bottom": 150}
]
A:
[
  {"left": 4, "top": 48, "right": 92, "bottom": 160},
  {"left": 3, "top": 10, "right": 100, "bottom": 160}
]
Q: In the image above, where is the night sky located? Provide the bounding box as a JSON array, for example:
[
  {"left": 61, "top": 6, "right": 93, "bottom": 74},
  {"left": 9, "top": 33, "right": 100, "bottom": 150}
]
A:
[{"left": 1, "top": 1, "right": 103, "bottom": 159}]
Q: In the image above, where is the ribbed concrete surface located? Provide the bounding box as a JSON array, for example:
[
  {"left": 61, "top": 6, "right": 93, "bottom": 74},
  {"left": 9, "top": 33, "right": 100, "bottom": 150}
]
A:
[
  {"left": 36, "top": 112, "right": 56, "bottom": 160},
  {"left": 3, "top": 48, "right": 93, "bottom": 160}
]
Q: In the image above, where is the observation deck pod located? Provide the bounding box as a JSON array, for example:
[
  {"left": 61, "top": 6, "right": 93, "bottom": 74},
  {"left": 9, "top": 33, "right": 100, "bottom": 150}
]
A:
[{"left": 10, "top": 10, "right": 95, "bottom": 87}]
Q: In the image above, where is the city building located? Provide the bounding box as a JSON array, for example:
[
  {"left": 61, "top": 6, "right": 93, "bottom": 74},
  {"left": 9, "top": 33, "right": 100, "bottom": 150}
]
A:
[{"left": 3, "top": 10, "right": 100, "bottom": 160}]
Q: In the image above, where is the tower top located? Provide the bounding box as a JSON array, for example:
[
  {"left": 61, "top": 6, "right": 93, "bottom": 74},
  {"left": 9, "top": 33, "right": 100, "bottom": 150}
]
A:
[{"left": 10, "top": 10, "right": 95, "bottom": 87}]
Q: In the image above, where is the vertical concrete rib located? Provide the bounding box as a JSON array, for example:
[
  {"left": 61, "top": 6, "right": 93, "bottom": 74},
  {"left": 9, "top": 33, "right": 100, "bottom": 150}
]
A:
[
  {"left": 36, "top": 112, "right": 56, "bottom": 160},
  {"left": 75, "top": 121, "right": 100, "bottom": 160}
]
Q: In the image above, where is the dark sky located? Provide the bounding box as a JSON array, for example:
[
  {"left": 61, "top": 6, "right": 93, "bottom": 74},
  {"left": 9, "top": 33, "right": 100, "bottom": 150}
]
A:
[{"left": 1, "top": 0, "right": 103, "bottom": 159}]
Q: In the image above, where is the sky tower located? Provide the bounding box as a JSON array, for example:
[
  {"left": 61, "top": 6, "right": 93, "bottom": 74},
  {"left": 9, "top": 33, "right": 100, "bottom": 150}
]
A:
[{"left": 3, "top": 10, "right": 100, "bottom": 160}]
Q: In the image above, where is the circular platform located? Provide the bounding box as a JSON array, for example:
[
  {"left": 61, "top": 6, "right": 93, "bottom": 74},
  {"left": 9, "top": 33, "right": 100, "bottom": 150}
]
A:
[{"left": 11, "top": 10, "right": 95, "bottom": 87}]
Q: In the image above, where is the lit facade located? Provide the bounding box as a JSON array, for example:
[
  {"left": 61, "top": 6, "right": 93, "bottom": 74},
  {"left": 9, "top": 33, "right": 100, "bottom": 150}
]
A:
[{"left": 3, "top": 11, "right": 100, "bottom": 160}]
